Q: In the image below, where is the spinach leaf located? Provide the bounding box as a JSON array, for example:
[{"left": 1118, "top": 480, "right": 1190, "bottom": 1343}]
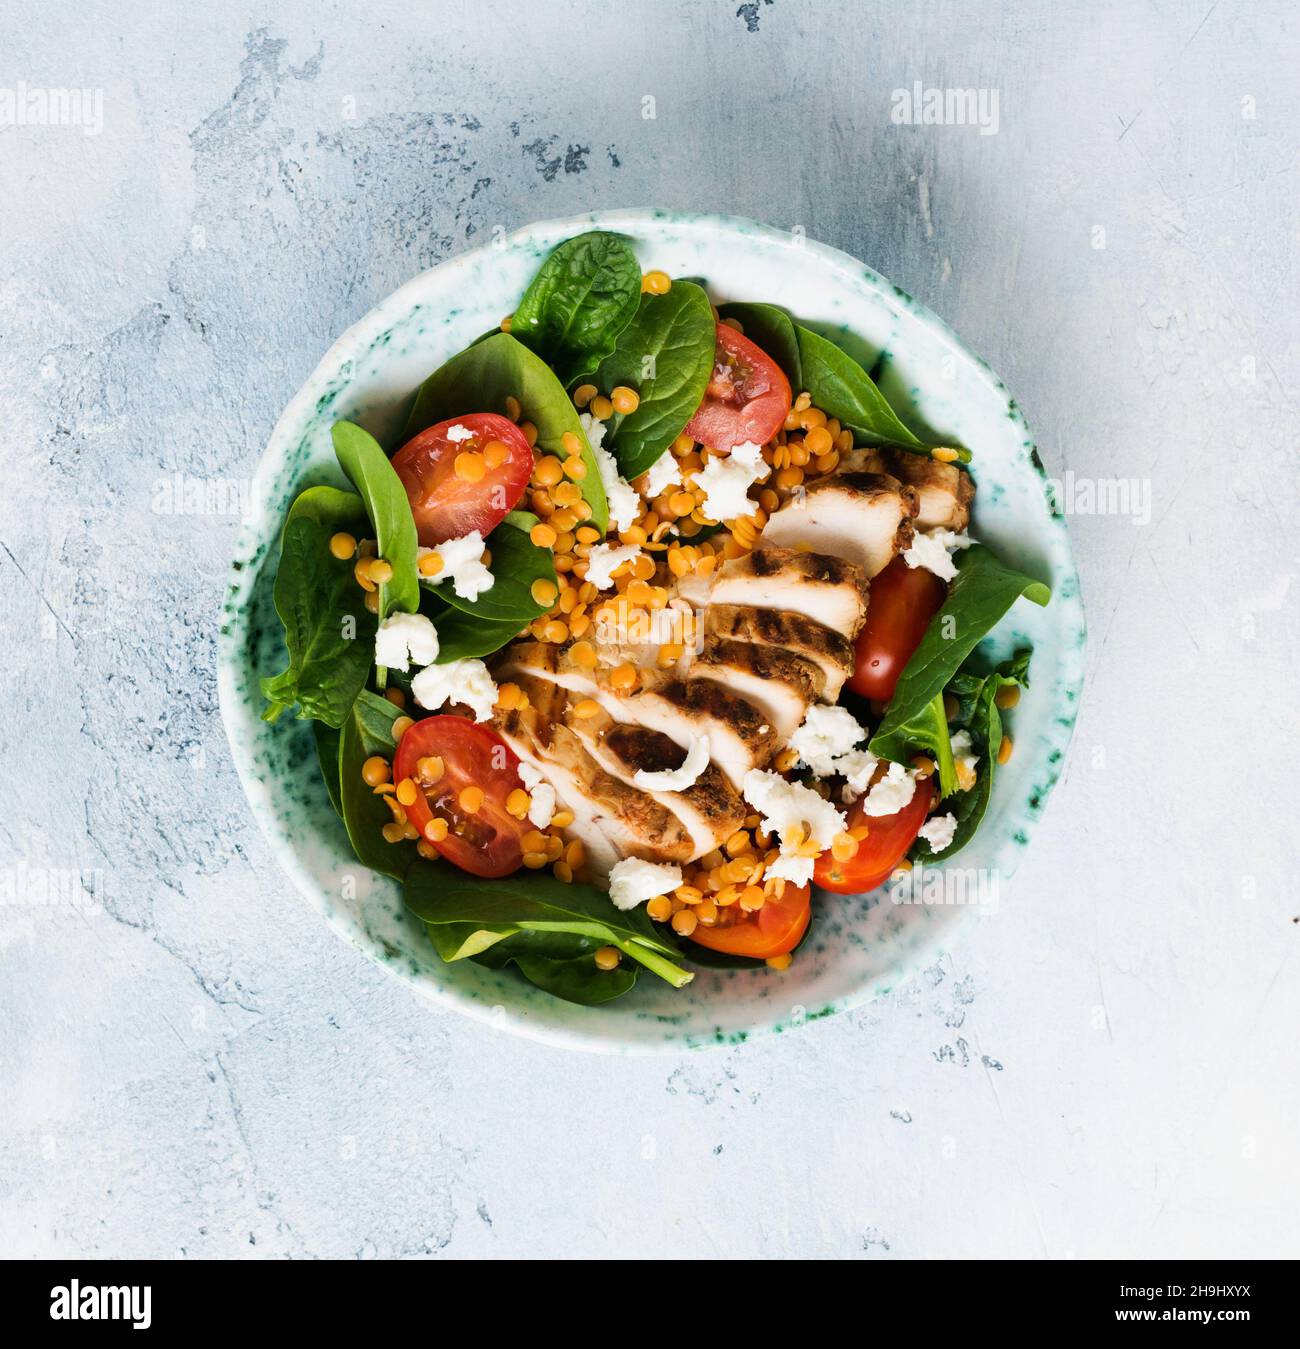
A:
[
  {"left": 432, "top": 608, "right": 526, "bottom": 663},
  {"left": 429, "top": 517, "right": 556, "bottom": 626},
  {"left": 717, "top": 301, "right": 802, "bottom": 387},
  {"left": 284, "top": 483, "right": 369, "bottom": 536},
  {"left": 870, "top": 691, "right": 958, "bottom": 798},
  {"left": 260, "top": 513, "right": 377, "bottom": 727},
  {"left": 338, "top": 690, "right": 417, "bottom": 881},
  {"left": 870, "top": 545, "right": 1049, "bottom": 760},
  {"left": 405, "top": 866, "right": 693, "bottom": 989},
  {"left": 313, "top": 721, "right": 343, "bottom": 817},
  {"left": 331, "top": 421, "right": 420, "bottom": 620},
  {"left": 406, "top": 333, "right": 608, "bottom": 532},
  {"left": 430, "top": 925, "right": 639, "bottom": 1005},
  {"left": 914, "top": 652, "right": 1031, "bottom": 861},
  {"left": 595, "top": 280, "right": 716, "bottom": 480},
  {"left": 510, "top": 231, "right": 642, "bottom": 387},
  {"left": 795, "top": 325, "right": 970, "bottom": 461}
]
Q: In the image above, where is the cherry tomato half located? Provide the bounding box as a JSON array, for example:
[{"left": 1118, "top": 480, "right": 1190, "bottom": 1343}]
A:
[
  {"left": 848, "top": 555, "right": 948, "bottom": 702},
  {"left": 684, "top": 322, "right": 792, "bottom": 451},
  {"left": 687, "top": 883, "right": 811, "bottom": 959},
  {"left": 393, "top": 715, "right": 527, "bottom": 879},
  {"left": 391, "top": 412, "right": 533, "bottom": 547},
  {"left": 813, "top": 776, "right": 936, "bottom": 895}
]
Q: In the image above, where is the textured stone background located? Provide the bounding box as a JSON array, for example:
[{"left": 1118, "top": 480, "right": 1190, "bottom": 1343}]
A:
[{"left": 2, "top": 0, "right": 1297, "bottom": 1258}]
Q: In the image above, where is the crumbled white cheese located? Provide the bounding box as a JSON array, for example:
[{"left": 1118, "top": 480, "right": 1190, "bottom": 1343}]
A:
[
  {"left": 445, "top": 423, "right": 475, "bottom": 442},
  {"left": 410, "top": 658, "right": 497, "bottom": 722},
  {"left": 516, "top": 761, "right": 557, "bottom": 829},
  {"left": 917, "top": 813, "right": 958, "bottom": 853},
  {"left": 767, "top": 853, "right": 816, "bottom": 887},
  {"left": 950, "top": 729, "right": 979, "bottom": 790},
  {"left": 693, "top": 440, "right": 768, "bottom": 522},
  {"left": 374, "top": 611, "right": 439, "bottom": 672},
  {"left": 608, "top": 857, "right": 682, "bottom": 911},
  {"left": 584, "top": 542, "right": 641, "bottom": 590},
  {"left": 581, "top": 412, "right": 640, "bottom": 533},
  {"left": 419, "top": 531, "right": 494, "bottom": 602},
  {"left": 860, "top": 761, "right": 919, "bottom": 816},
  {"left": 742, "top": 769, "right": 846, "bottom": 868},
  {"left": 640, "top": 452, "right": 682, "bottom": 501},
  {"left": 789, "top": 704, "right": 869, "bottom": 778},
  {"left": 633, "top": 735, "right": 710, "bottom": 792},
  {"left": 837, "top": 748, "right": 881, "bottom": 802},
  {"left": 903, "top": 527, "right": 973, "bottom": 582}
]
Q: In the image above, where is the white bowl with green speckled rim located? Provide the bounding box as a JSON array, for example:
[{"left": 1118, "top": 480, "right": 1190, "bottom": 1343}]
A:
[{"left": 218, "top": 209, "right": 1085, "bottom": 1055}]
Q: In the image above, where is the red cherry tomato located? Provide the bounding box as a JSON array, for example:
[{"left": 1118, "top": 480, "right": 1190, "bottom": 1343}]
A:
[
  {"left": 684, "top": 322, "right": 792, "bottom": 450},
  {"left": 813, "top": 776, "right": 936, "bottom": 895},
  {"left": 848, "top": 555, "right": 948, "bottom": 701},
  {"left": 391, "top": 412, "right": 533, "bottom": 547},
  {"left": 393, "top": 716, "right": 527, "bottom": 879},
  {"left": 687, "top": 884, "right": 811, "bottom": 959}
]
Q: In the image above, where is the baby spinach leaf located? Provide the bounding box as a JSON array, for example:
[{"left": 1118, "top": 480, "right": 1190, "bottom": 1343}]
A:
[
  {"left": 432, "top": 609, "right": 526, "bottom": 663},
  {"left": 913, "top": 652, "right": 1031, "bottom": 861},
  {"left": 260, "top": 514, "right": 377, "bottom": 727},
  {"left": 871, "top": 691, "right": 958, "bottom": 798},
  {"left": 405, "top": 866, "right": 693, "bottom": 989},
  {"left": 795, "top": 325, "right": 970, "bottom": 461},
  {"left": 870, "top": 545, "right": 1049, "bottom": 760},
  {"left": 717, "top": 301, "right": 802, "bottom": 387},
  {"left": 284, "top": 483, "right": 369, "bottom": 536},
  {"left": 331, "top": 422, "right": 420, "bottom": 619},
  {"left": 595, "top": 280, "right": 716, "bottom": 480},
  {"left": 313, "top": 722, "right": 343, "bottom": 817},
  {"left": 429, "top": 518, "right": 556, "bottom": 626},
  {"left": 338, "top": 689, "right": 416, "bottom": 881},
  {"left": 510, "top": 231, "right": 642, "bottom": 387},
  {"left": 406, "top": 333, "right": 608, "bottom": 532}
]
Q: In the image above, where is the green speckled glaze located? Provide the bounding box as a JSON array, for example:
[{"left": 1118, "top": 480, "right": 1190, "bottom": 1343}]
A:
[{"left": 217, "top": 210, "right": 1086, "bottom": 1055}]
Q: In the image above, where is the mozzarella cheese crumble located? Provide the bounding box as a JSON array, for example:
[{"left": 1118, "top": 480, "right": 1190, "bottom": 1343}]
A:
[
  {"left": 950, "top": 728, "right": 979, "bottom": 790},
  {"left": 694, "top": 440, "right": 767, "bottom": 522},
  {"left": 410, "top": 657, "right": 497, "bottom": 722},
  {"left": 789, "top": 704, "right": 869, "bottom": 777},
  {"left": 584, "top": 541, "right": 641, "bottom": 591},
  {"left": 742, "top": 768, "right": 846, "bottom": 881},
  {"left": 632, "top": 735, "right": 710, "bottom": 792},
  {"left": 419, "top": 532, "right": 494, "bottom": 602},
  {"left": 608, "top": 857, "right": 682, "bottom": 911},
  {"left": 903, "top": 527, "right": 973, "bottom": 582},
  {"left": 445, "top": 423, "right": 475, "bottom": 442},
  {"left": 640, "top": 451, "right": 682, "bottom": 501},
  {"left": 373, "top": 611, "right": 439, "bottom": 672},
  {"left": 917, "top": 813, "right": 958, "bottom": 853},
  {"left": 836, "top": 748, "right": 880, "bottom": 801},
  {"left": 517, "top": 761, "right": 556, "bottom": 829},
  {"left": 581, "top": 412, "right": 640, "bottom": 533}
]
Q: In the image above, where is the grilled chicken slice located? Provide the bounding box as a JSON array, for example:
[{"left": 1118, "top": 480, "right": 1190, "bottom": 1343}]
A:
[
  {"left": 708, "top": 545, "right": 871, "bottom": 638},
  {"left": 704, "top": 603, "right": 855, "bottom": 702},
  {"left": 495, "top": 676, "right": 694, "bottom": 872},
  {"left": 623, "top": 679, "right": 780, "bottom": 789},
  {"left": 568, "top": 707, "right": 746, "bottom": 860},
  {"left": 689, "top": 638, "right": 822, "bottom": 739},
  {"left": 843, "top": 448, "right": 974, "bottom": 531},
  {"left": 761, "top": 472, "right": 916, "bottom": 578}
]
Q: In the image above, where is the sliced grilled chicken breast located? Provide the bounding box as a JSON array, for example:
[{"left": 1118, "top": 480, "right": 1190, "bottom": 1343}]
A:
[
  {"left": 689, "top": 637, "right": 822, "bottom": 739},
  {"left": 843, "top": 448, "right": 974, "bottom": 531},
  {"left": 623, "top": 679, "right": 780, "bottom": 789},
  {"left": 708, "top": 545, "right": 871, "bottom": 638},
  {"left": 704, "top": 603, "right": 855, "bottom": 701},
  {"left": 495, "top": 676, "right": 694, "bottom": 871},
  {"left": 568, "top": 707, "right": 746, "bottom": 859},
  {"left": 761, "top": 472, "right": 916, "bottom": 578}
]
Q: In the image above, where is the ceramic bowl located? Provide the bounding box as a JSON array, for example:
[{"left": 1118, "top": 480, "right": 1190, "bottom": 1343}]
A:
[{"left": 218, "top": 209, "right": 1085, "bottom": 1053}]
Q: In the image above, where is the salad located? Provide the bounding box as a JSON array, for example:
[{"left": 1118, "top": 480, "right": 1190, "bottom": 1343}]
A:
[{"left": 261, "top": 231, "right": 1050, "bottom": 1006}]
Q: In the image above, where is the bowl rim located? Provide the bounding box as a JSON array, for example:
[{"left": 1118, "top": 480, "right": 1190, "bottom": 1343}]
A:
[{"left": 218, "top": 208, "right": 1086, "bottom": 1055}]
